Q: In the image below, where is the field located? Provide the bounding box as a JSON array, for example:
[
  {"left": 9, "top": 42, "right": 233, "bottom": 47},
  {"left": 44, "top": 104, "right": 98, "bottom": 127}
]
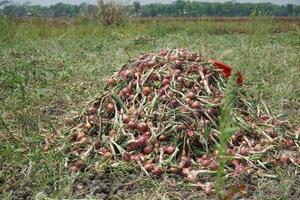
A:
[{"left": 0, "top": 17, "right": 300, "bottom": 199}]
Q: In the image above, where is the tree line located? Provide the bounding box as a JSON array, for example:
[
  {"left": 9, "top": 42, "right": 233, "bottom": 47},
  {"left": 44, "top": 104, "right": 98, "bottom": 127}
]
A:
[{"left": 0, "top": 0, "right": 299, "bottom": 17}]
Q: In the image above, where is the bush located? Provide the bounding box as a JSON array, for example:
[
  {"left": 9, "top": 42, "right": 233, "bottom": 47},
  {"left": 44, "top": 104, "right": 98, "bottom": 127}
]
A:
[{"left": 98, "top": 0, "right": 127, "bottom": 26}]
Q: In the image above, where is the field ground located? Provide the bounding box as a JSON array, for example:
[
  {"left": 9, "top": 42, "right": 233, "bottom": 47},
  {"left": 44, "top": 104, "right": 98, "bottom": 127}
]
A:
[{"left": 0, "top": 17, "right": 300, "bottom": 199}]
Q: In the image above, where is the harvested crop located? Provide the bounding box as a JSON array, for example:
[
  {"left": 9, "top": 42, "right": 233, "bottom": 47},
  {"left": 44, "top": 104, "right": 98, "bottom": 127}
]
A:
[{"left": 65, "top": 49, "right": 299, "bottom": 195}]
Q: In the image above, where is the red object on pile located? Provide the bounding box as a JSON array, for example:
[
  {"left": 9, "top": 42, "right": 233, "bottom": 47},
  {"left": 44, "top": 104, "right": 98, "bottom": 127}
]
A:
[{"left": 210, "top": 59, "right": 243, "bottom": 85}]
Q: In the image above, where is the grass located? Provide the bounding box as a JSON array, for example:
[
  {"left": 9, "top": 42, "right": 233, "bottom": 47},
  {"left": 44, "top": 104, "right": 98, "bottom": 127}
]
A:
[{"left": 0, "top": 16, "right": 299, "bottom": 199}]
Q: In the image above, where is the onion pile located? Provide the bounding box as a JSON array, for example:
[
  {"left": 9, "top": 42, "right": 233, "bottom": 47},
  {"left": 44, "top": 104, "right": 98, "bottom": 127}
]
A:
[{"left": 65, "top": 49, "right": 299, "bottom": 194}]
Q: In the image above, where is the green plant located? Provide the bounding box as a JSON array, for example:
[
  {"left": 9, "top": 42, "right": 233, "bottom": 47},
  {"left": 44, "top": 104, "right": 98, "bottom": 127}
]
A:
[
  {"left": 216, "top": 73, "right": 238, "bottom": 196},
  {"left": 97, "top": 0, "right": 127, "bottom": 26}
]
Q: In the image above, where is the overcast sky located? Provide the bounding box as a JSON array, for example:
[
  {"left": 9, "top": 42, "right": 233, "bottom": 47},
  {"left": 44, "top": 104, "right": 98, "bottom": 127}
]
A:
[{"left": 10, "top": 0, "right": 300, "bottom": 6}]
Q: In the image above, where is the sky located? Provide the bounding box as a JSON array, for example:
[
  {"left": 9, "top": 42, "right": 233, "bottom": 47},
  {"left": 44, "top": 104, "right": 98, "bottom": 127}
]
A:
[{"left": 10, "top": 0, "right": 300, "bottom": 6}]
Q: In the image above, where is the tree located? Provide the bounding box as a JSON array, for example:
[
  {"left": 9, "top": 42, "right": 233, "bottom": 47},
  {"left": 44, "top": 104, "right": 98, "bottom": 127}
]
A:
[{"left": 133, "top": 1, "right": 141, "bottom": 15}]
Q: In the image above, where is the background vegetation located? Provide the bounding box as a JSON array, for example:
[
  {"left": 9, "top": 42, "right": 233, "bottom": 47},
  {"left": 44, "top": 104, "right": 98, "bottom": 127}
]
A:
[{"left": 0, "top": 0, "right": 299, "bottom": 17}]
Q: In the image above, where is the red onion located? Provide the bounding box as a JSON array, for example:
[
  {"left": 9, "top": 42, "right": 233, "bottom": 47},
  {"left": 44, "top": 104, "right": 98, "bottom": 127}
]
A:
[
  {"left": 204, "top": 183, "right": 213, "bottom": 196},
  {"left": 285, "top": 139, "right": 294, "bottom": 148},
  {"left": 186, "top": 91, "right": 196, "bottom": 100},
  {"left": 123, "top": 152, "right": 131, "bottom": 161},
  {"left": 164, "top": 146, "right": 176, "bottom": 155},
  {"left": 137, "top": 122, "right": 148, "bottom": 133},
  {"left": 144, "top": 162, "right": 153, "bottom": 171},
  {"left": 88, "top": 115, "right": 96, "bottom": 123},
  {"left": 142, "top": 87, "right": 151, "bottom": 96},
  {"left": 123, "top": 115, "right": 130, "bottom": 124},
  {"left": 161, "top": 78, "right": 170, "bottom": 87},
  {"left": 158, "top": 135, "right": 168, "bottom": 142},
  {"left": 191, "top": 101, "right": 201, "bottom": 109},
  {"left": 127, "top": 120, "right": 137, "bottom": 129},
  {"left": 143, "top": 145, "right": 153, "bottom": 154},
  {"left": 143, "top": 131, "right": 151, "bottom": 137},
  {"left": 137, "top": 135, "right": 148, "bottom": 147},
  {"left": 76, "top": 132, "right": 86, "bottom": 141},
  {"left": 87, "top": 106, "right": 96, "bottom": 114},
  {"left": 152, "top": 166, "right": 164, "bottom": 176}
]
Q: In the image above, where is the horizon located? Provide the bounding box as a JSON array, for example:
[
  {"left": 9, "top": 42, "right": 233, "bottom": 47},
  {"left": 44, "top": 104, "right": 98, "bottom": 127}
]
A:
[{"left": 9, "top": 0, "right": 300, "bottom": 6}]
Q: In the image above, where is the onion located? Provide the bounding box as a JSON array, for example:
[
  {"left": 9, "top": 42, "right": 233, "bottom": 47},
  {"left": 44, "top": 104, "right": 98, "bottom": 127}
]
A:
[
  {"left": 175, "top": 60, "right": 182, "bottom": 68},
  {"left": 122, "top": 115, "right": 130, "bottom": 124},
  {"left": 183, "top": 79, "right": 193, "bottom": 88},
  {"left": 285, "top": 139, "right": 294, "bottom": 148},
  {"left": 87, "top": 106, "right": 96, "bottom": 114},
  {"left": 144, "top": 162, "right": 153, "bottom": 171},
  {"left": 143, "top": 131, "right": 151, "bottom": 137},
  {"left": 152, "top": 166, "right": 164, "bottom": 176},
  {"left": 88, "top": 115, "right": 96, "bottom": 124},
  {"left": 164, "top": 146, "right": 176, "bottom": 155},
  {"left": 103, "top": 151, "right": 112, "bottom": 158},
  {"left": 231, "top": 159, "right": 240, "bottom": 167},
  {"left": 159, "top": 49, "right": 168, "bottom": 56},
  {"left": 191, "top": 101, "right": 201, "bottom": 109},
  {"left": 279, "top": 153, "right": 290, "bottom": 164},
  {"left": 253, "top": 144, "right": 262, "bottom": 151},
  {"left": 158, "top": 135, "right": 168, "bottom": 142},
  {"left": 176, "top": 124, "right": 186, "bottom": 130},
  {"left": 124, "top": 70, "right": 133, "bottom": 79},
  {"left": 179, "top": 156, "right": 191, "bottom": 168},
  {"left": 226, "top": 148, "right": 234, "bottom": 155},
  {"left": 187, "top": 130, "right": 194, "bottom": 138},
  {"left": 204, "top": 183, "right": 213, "bottom": 196},
  {"left": 182, "top": 167, "right": 191, "bottom": 176},
  {"left": 143, "top": 145, "right": 153, "bottom": 154},
  {"left": 123, "top": 152, "right": 131, "bottom": 161},
  {"left": 142, "top": 87, "right": 151, "bottom": 96},
  {"left": 180, "top": 106, "right": 189, "bottom": 113},
  {"left": 133, "top": 154, "right": 142, "bottom": 163},
  {"left": 201, "top": 153, "right": 209, "bottom": 160},
  {"left": 177, "top": 76, "right": 184, "bottom": 82},
  {"left": 170, "top": 99, "right": 178, "bottom": 108},
  {"left": 137, "top": 135, "right": 148, "bottom": 147},
  {"left": 186, "top": 170, "right": 198, "bottom": 182},
  {"left": 235, "top": 164, "right": 245, "bottom": 174},
  {"left": 107, "top": 78, "right": 116, "bottom": 86},
  {"left": 128, "top": 142, "right": 139, "bottom": 150},
  {"left": 76, "top": 131, "right": 86, "bottom": 141},
  {"left": 127, "top": 120, "right": 137, "bottom": 129},
  {"left": 167, "top": 167, "right": 178, "bottom": 174},
  {"left": 208, "top": 161, "right": 218, "bottom": 170},
  {"left": 106, "top": 103, "right": 114, "bottom": 112},
  {"left": 260, "top": 114, "right": 269, "bottom": 121},
  {"left": 186, "top": 91, "right": 196, "bottom": 100},
  {"left": 174, "top": 69, "right": 182, "bottom": 77},
  {"left": 202, "top": 159, "right": 211, "bottom": 167},
  {"left": 161, "top": 78, "right": 170, "bottom": 87},
  {"left": 95, "top": 139, "right": 101, "bottom": 149},
  {"left": 137, "top": 122, "right": 148, "bottom": 133},
  {"left": 239, "top": 146, "right": 247, "bottom": 155},
  {"left": 195, "top": 56, "right": 201, "bottom": 62}
]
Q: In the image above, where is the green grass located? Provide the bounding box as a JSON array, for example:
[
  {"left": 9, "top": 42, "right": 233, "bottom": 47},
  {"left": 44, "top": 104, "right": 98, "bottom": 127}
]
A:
[{"left": 0, "top": 17, "right": 299, "bottom": 199}]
